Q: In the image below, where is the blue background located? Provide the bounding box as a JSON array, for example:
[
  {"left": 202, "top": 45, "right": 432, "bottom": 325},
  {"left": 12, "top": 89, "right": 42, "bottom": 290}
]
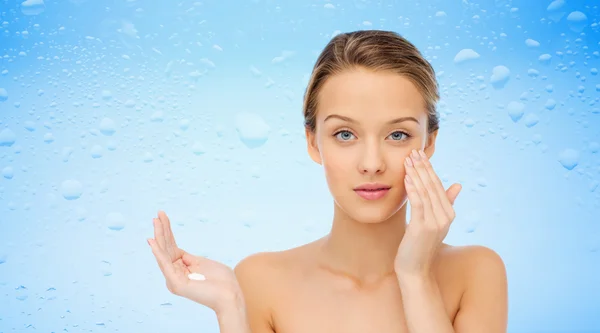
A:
[{"left": 1, "top": 0, "right": 599, "bottom": 332}]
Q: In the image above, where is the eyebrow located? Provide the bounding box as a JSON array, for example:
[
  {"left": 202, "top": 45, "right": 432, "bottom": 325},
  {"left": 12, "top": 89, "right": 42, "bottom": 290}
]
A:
[{"left": 323, "top": 114, "right": 420, "bottom": 125}]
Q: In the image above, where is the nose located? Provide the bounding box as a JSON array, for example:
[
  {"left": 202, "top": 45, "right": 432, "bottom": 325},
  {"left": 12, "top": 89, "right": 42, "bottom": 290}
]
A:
[{"left": 358, "top": 140, "right": 386, "bottom": 175}]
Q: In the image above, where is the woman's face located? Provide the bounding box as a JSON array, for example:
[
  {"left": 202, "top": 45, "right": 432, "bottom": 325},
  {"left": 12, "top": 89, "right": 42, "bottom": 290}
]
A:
[{"left": 306, "top": 68, "right": 437, "bottom": 224}]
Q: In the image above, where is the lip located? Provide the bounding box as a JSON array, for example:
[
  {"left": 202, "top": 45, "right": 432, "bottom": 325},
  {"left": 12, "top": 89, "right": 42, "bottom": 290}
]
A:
[
  {"left": 354, "top": 183, "right": 391, "bottom": 191},
  {"left": 353, "top": 183, "right": 391, "bottom": 201}
]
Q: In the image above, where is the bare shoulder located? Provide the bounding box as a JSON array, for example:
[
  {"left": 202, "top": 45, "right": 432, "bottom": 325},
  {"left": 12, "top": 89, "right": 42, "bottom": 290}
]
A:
[
  {"left": 234, "top": 249, "right": 293, "bottom": 296},
  {"left": 235, "top": 251, "right": 284, "bottom": 278},
  {"left": 438, "top": 244, "right": 508, "bottom": 332},
  {"left": 439, "top": 244, "right": 506, "bottom": 278},
  {"left": 234, "top": 251, "right": 284, "bottom": 333},
  {"left": 235, "top": 245, "right": 310, "bottom": 281},
  {"left": 234, "top": 246, "right": 312, "bottom": 333},
  {"left": 436, "top": 243, "right": 507, "bottom": 289},
  {"left": 438, "top": 243, "right": 505, "bottom": 266}
]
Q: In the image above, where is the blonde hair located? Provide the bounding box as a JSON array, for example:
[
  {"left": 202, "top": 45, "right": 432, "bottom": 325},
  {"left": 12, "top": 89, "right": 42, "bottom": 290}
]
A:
[{"left": 303, "top": 30, "right": 440, "bottom": 134}]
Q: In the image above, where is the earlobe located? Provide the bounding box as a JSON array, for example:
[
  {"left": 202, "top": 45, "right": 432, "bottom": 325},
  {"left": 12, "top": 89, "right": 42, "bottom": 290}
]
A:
[
  {"left": 305, "top": 128, "right": 322, "bottom": 165},
  {"left": 424, "top": 130, "right": 438, "bottom": 159}
]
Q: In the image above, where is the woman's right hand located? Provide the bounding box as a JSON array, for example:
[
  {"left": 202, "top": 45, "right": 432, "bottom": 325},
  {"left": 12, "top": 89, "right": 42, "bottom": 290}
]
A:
[{"left": 148, "top": 210, "right": 243, "bottom": 314}]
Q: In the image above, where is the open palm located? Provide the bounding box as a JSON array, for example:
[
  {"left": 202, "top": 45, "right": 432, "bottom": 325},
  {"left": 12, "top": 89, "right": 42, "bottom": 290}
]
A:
[{"left": 148, "top": 211, "right": 241, "bottom": 313}]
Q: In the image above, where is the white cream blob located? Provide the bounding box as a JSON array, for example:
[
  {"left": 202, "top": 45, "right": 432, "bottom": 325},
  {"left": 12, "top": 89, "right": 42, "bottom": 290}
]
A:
[{"left": 188, "top": 272, "right": 206, "bottom": 281}]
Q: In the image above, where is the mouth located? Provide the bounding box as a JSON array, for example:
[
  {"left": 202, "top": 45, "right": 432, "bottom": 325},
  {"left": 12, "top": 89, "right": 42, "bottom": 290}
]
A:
[{"left": 353, "top": 183, "right": 391, "bottom": 200}]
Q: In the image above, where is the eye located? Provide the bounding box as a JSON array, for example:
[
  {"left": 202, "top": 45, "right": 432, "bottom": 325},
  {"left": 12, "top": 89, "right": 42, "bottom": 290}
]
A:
[
  {"left": 334, "top": 130, "right": 356, "bottom": 141},
  {"left": 387, "top": 131, "right": 410, "bottom": 141}
]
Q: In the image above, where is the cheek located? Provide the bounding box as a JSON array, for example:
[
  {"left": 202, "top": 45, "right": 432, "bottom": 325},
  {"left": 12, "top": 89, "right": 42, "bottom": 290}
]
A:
[
  {"left": 320, "top": 143, "right": 353, "bottom": 183},
  {"left": 383, "top": 150, "right": 410, "bottom": 183}
]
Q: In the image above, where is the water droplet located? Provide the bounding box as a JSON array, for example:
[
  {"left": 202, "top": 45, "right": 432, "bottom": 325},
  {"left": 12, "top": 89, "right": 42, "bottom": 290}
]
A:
[
  {"left": 107, "top": 140, "right": 117, "bottom": 151},
  {"left": 43, "top": 133, "right": 54, "bottom": 143},
  {"left": 61, "top": 179, "right": 83, "bottom": 200},
  {"left": 234, "top": 113, "right": 270, "bottom": 149},
  {"left": 62, "top": 147, "right": 73, "bottom": 162},
  {"left": 525, "top": 39, "right": 540, "bottom": 47},
  {"left": 527, "top": 69, "right": 540, "bottom": 78},
  {"left": 124, "top": 99, "right": 136, "bottom": 108},
  {"left": 106, "top": 212, "right": 125, "bottom": 231},
  {"left": 464, "top": 210, "right": 481, "bottom": 233},
  {"left": 2, "top": 166, "right": 14, "bottom": 179},
  {"left": 0, "top": 88, "right": 7, "bottom": 102},
  {"left": 547, "top": 0, "right": 566, "bottom": 22},
  {"left": 490, "top": 65, "right": 510, "bottom": 89},
  {"left": 538, "top": 54, "right": 552, "bottom": 65},
  {"left": 558, "top": 149, "right": 579, "bottom": 170},
  {"left": 101, "top": 90, "right": 112, "bottom": 101},
  {"left": 192, "top": 142, "right": 206, "bottom": 155},
  {"left": 454, "top": 49, "right": 480, "bottom": 65},
  {"left": 507, "top": 101, "right": 525, "bottom": 122},
  {"left": 150, "top": 111, "right": 164, "bottom": 122},
  {"left": 566, "top": 11, "right": 588, "bottom": 32},
  {"left": 179, "top": 119, "right": 190, "bottom": 131},
  {"left": 91, "top": 145, "right": 103, "bottom": 158},
  {"left": 21, "top": 0, "right": 45, "bottom": 15},
  {"left": 99, "top": 118, "right": 116, "bottom": 136},
  {"left": 523, "top": 114, "right": 539, "bottom": 128},
  {"left": 24, "top": 121, "right": 35, "bottom": 131},
  {"left": 143, "top": 152, "right": 153, "bottom": 162},
  {"left": 434, "top": 11, "right": 447, "bottom": 25},
  {"left": 476, "top": 177, "right": 487, "bottom": 187},
  {"left": 544, "top": 99, "right": 557, "bottom": 110},
  {"left": 589, "top": 142, "right": 599, "bottom": 153},
  {"left": 0, "top": 128, "right": 16, "bottom": 146},
  {"left": 75, "top": 207, "right": 87, "bottom": 221}
]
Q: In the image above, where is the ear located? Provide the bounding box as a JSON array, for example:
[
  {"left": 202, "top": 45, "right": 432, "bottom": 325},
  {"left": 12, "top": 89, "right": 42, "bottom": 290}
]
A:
[
  {"left": 305, "top": 127, "right": 322, "bottom": 165},
  {"left": 423, "top": 129, "right": 438, "bottom": 159}
]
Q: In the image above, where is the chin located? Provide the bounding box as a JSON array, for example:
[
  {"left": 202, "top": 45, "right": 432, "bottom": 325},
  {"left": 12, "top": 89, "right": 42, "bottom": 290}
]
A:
[{"left": 335, "top": 199, "right": 405, "bottom": 224}]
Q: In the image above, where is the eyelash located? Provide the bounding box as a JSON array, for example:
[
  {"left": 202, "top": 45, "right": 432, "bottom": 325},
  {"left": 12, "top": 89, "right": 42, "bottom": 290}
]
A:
[{"left": 332, "top": 129, "right": 412, "bottom": 142}]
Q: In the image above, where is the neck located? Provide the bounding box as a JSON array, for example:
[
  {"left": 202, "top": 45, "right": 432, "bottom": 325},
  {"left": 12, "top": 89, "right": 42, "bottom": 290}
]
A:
[{"left": 318, "top": 203, "right": 407, "bottom": 285}]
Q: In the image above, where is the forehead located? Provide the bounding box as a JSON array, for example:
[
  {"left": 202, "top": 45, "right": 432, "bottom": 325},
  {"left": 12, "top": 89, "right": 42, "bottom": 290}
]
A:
[{"left": 316, "top": 68, "right": 427, "bottom": 122}]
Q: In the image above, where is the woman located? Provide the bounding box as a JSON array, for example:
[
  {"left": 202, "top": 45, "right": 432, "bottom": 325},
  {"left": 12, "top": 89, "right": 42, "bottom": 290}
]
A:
[{"left": 148, "top": 30, "right": 508, "bottom": 333}]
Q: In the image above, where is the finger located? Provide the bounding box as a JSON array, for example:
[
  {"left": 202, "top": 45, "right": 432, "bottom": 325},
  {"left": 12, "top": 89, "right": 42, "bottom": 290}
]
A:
[
  {"left": 446, "top": 183, "right": 462, "bottom": 205},
  {"left": 153, "top": 218, "right": 167, "bottom": 251},
  {"left": 158, "top": 211, "right": 176, "bottom": 247},
  {"left": 158, "top": 211, "right": 177, "bottom": 257},
  {"left": 181, "top": 251, "right": 210, "bottom": 268},
  {"left": 175, "top": 258, "right": 192, "bottom": 275},
  {"left": 181, "top": 251, "right": 198, "bottom": 267},
  {"left": 405, "top": 155, "right": 432, "bottom": 221},
  {"left": 148, "top": 238, "right": 175, "bottom": 278},
  {"left": 404, "top": 173, "right": 425, "bottom": 221},
  {"left": 411, "top": 150, "right": 448, "bottom": 224},
  {"left": 417, "top": 150, "right": 455, "bottom": 219}
]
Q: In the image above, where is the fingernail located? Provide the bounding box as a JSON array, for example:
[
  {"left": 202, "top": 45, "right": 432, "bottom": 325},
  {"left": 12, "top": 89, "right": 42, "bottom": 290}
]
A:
[
  {"left": 405, "top": 156, "right": 413, "bottom": 167},
  {"left": 405, "top": 174, "right": 412, "bottom": 184},
  {"left": 411, "top": 149, "right": 420, "bottom": 160},
  {"left": 419, "top": 150, "right": 427, "bottom": 160}
]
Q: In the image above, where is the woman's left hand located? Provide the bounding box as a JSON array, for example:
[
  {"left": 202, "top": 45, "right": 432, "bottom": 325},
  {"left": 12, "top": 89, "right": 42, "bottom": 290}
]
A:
[{"left": 394, "top": 149, "right": 462, "bottom": 280}]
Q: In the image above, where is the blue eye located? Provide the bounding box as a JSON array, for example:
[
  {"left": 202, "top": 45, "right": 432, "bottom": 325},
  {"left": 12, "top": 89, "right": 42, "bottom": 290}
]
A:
[
  {"left": 334, "top": 130, "right": 355, "bottom": 141},
  {"left": 388, "top": 131, "right": 409, "bottom": 141}
]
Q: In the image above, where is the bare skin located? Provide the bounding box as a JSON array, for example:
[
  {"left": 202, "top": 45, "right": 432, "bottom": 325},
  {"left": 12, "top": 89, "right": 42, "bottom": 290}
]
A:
[{"left": 235, "top": 236, "right": 503, "bottom": 333}]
